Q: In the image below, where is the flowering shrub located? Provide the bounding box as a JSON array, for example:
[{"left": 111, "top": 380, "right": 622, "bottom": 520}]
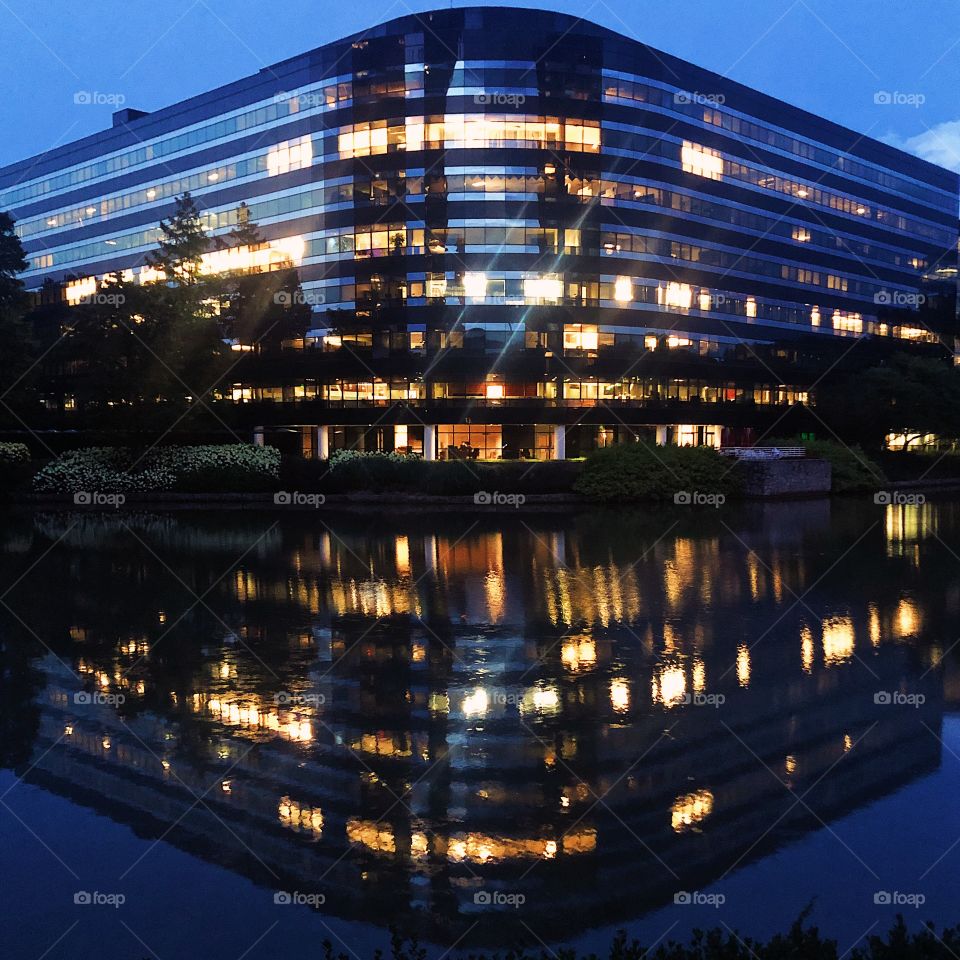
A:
[
  {"left": 0, "top": 442, "right": 30, "bottom": 464},
  {"left": 33, "top": 444, "right": 281, "bottom": 494},
  {"left": 328, "top": 449, "right": 416, "bottom": 469}
]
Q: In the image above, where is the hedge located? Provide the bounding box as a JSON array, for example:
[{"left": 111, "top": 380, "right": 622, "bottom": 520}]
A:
[
  {"left": 32, "top": 444, "right": 281, "bottom": 494},
  {"left": 573, "top": 443, "right": 742, "bottom": 503}
]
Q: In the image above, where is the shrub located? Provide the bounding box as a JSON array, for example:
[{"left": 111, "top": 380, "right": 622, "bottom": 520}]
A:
[
  {"left": 801, "top": 439, "right": 884, "bottom": 493},
  {"left": 280, "top": 452, "right": 581, "bottom": 496},
  {"left": 32, "top": 444, "right": 281, "bottom": 494},
  {"left": 0, "top": 442, "right": 30, "bottom": 464},
  {"left": 574, "top": 442, "right": 741, "bottom": 503}
]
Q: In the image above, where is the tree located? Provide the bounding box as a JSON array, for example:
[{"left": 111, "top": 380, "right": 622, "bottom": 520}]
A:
[
  {"left": 146, "top": 192, "right": 209, "bottom": 285},
  {"left": 817, "top": 354, "right": 960, "bottom": 450},
  {"left": 0, "top": 212, "right": 36, "bottom": 405},
  {"left": 0, "top": 211, "right": 27, "bottom": 315},
  {"left": 219, "top": 268, "right": 312, "bottom": 350}
]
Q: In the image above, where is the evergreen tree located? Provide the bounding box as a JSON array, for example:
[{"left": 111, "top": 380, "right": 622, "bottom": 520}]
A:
[
  {"left": 0, "top": 212, "right": 36, "bottom": 406},
  {"left": 0, "top": 211, "right": 28, "bottom": 317},
  {"left": 220, "top": 268, "right": 312, "bottom": 350},
  {"left": 146, "top": 192, "right": 210, "bottom": 285}
]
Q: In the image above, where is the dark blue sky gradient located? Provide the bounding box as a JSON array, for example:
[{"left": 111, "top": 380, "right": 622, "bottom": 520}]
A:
[{"left": 0, "top": 0, "right": 958, "bottom": 172}]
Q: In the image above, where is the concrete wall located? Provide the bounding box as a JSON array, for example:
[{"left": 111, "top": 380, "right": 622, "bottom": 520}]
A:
[{"left": 734, "top": 458, "right": 832, "bottom": 498}]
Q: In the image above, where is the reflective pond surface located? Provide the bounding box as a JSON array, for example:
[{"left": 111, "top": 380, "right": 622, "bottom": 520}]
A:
[{"left": 1, "top": 500, "right": 960, "bottom": 958}]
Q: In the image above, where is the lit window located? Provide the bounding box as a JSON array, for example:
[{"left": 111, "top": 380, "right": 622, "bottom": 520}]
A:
[
  {"left": 463, "top": 272, "right": 488, "bottom": 298},
  {"left": 745, "top": 297, "right": 757, "bottom": 318},
  {"left": 613, "top": 276, "right": 633, "bottom": 303},
  {"left": 658, "top": 282, "right": 693, "bottom": 310},
  {"left": 485, "top": 383, "right": 504, "bottom": 400},
  {"left": 792, "top": 226, "right": 811, "bottom": 242},
  {"left": 832, "top": 310, "right": 863, "bottom": 334},
  {"left": 681, "top": 141, "right": 722, "bottom": 180},
  {"left": 564, "top": 324, "right": 599, "bottom": 351},
  {"left": 524, "top": 275, "right": 563, "bottom": 302},
  {"left": 810, "top": 306, "right": 821, "bottom": 327}
]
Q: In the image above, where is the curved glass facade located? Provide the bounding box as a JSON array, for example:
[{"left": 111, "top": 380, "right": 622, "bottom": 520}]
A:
[{"left": 2, "top": 8, "right": 957, "bottom": 457}]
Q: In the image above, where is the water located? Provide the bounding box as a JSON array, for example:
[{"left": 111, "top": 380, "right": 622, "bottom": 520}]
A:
[{"left": 1, "top": 499, "right": 959, "bottom": 958}]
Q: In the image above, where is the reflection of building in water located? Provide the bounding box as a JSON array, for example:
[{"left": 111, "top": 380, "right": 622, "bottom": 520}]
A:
[
  {"left": 28, "top": 624, "right": 943, "bottom": 945},
  {"left": 17, "top": 510, "right": 950, "bottom": 946}
]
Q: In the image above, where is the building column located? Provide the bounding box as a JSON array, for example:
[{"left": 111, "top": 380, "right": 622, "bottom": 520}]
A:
[
  {"left": 316, "top": 425, "right": 330, "bottom": 460},
  {"left": 553, "top": 424, "right": 566, "bottom": 460},
  {"left": 656, "top": 425, "right": 669, "bottom": 446},
  {"left": 423, "top": 425, "right": 437, "bottom": 461}
]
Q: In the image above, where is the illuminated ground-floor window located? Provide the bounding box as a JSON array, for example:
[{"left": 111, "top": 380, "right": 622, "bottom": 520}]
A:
[{"left": 437, "top": 425, "right": 554, "bottom": 460}]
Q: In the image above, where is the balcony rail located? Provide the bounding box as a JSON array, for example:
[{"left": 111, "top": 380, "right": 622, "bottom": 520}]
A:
[{"left": 719, "top": 446, "right": 806, "bottom": 460}]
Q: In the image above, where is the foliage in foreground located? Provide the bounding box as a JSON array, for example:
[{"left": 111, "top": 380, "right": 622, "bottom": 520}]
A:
[
  {"left": 286, "top": 450, "right": 582, "bottom": 496},
  {"left": 573, "top": 442, "right": 742, "bottom": 503},
  {"left": 332, "top": 918, "right": 960, "bottom": 960},
  {"left": 32, "top": 444, "right": 280, "bottom": 494},
  {"left": 0, "top": 441, "right": 29, "bottom": 464}
]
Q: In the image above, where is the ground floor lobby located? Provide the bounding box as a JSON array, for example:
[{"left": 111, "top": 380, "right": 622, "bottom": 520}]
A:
[{"left": 255, "top": 422, "right": 758, "bottom": 461}]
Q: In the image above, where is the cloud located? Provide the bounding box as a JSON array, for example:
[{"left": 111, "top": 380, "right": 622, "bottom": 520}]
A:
[{"left": 881, "top": 120, "right": 960, "bottom": 174}]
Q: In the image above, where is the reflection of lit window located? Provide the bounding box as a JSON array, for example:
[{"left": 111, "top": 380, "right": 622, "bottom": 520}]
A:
[
  {"left": 610, "top": 678, "right": 630, "bottom": 713},
  {"left": 801, "top": 625, "right": 814, "bottom": 673},
  {"left": 671, "top": 789, "right": 713, "bottom": 832},
  {"left": 652, "top": 664, "right": 686, "bottom": 707},
  {"left": 267, "top": 135, "right": 314, "bottom": 176},
  {"left": 822, "top": 616, "right": 855, "bottom": 665},
  {"left": 736, "top": 644, "right": 751, "bottom": 687},
  {"left": 681, "top": 141, "right": 723, "bottom": 180},
  {"left": 896, "top": 598, "right": 920, "bottom": 637},
  {"left": 561, "top": 636, "right": 597, "bottom": 671},
  {"left": 462, "top": 688, "right": 489, "bottom": 717}
]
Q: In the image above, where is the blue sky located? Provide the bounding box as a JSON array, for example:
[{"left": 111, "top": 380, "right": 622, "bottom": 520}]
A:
[{"left": 0, "top": 0, "right": 958, "bottom": 174}]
